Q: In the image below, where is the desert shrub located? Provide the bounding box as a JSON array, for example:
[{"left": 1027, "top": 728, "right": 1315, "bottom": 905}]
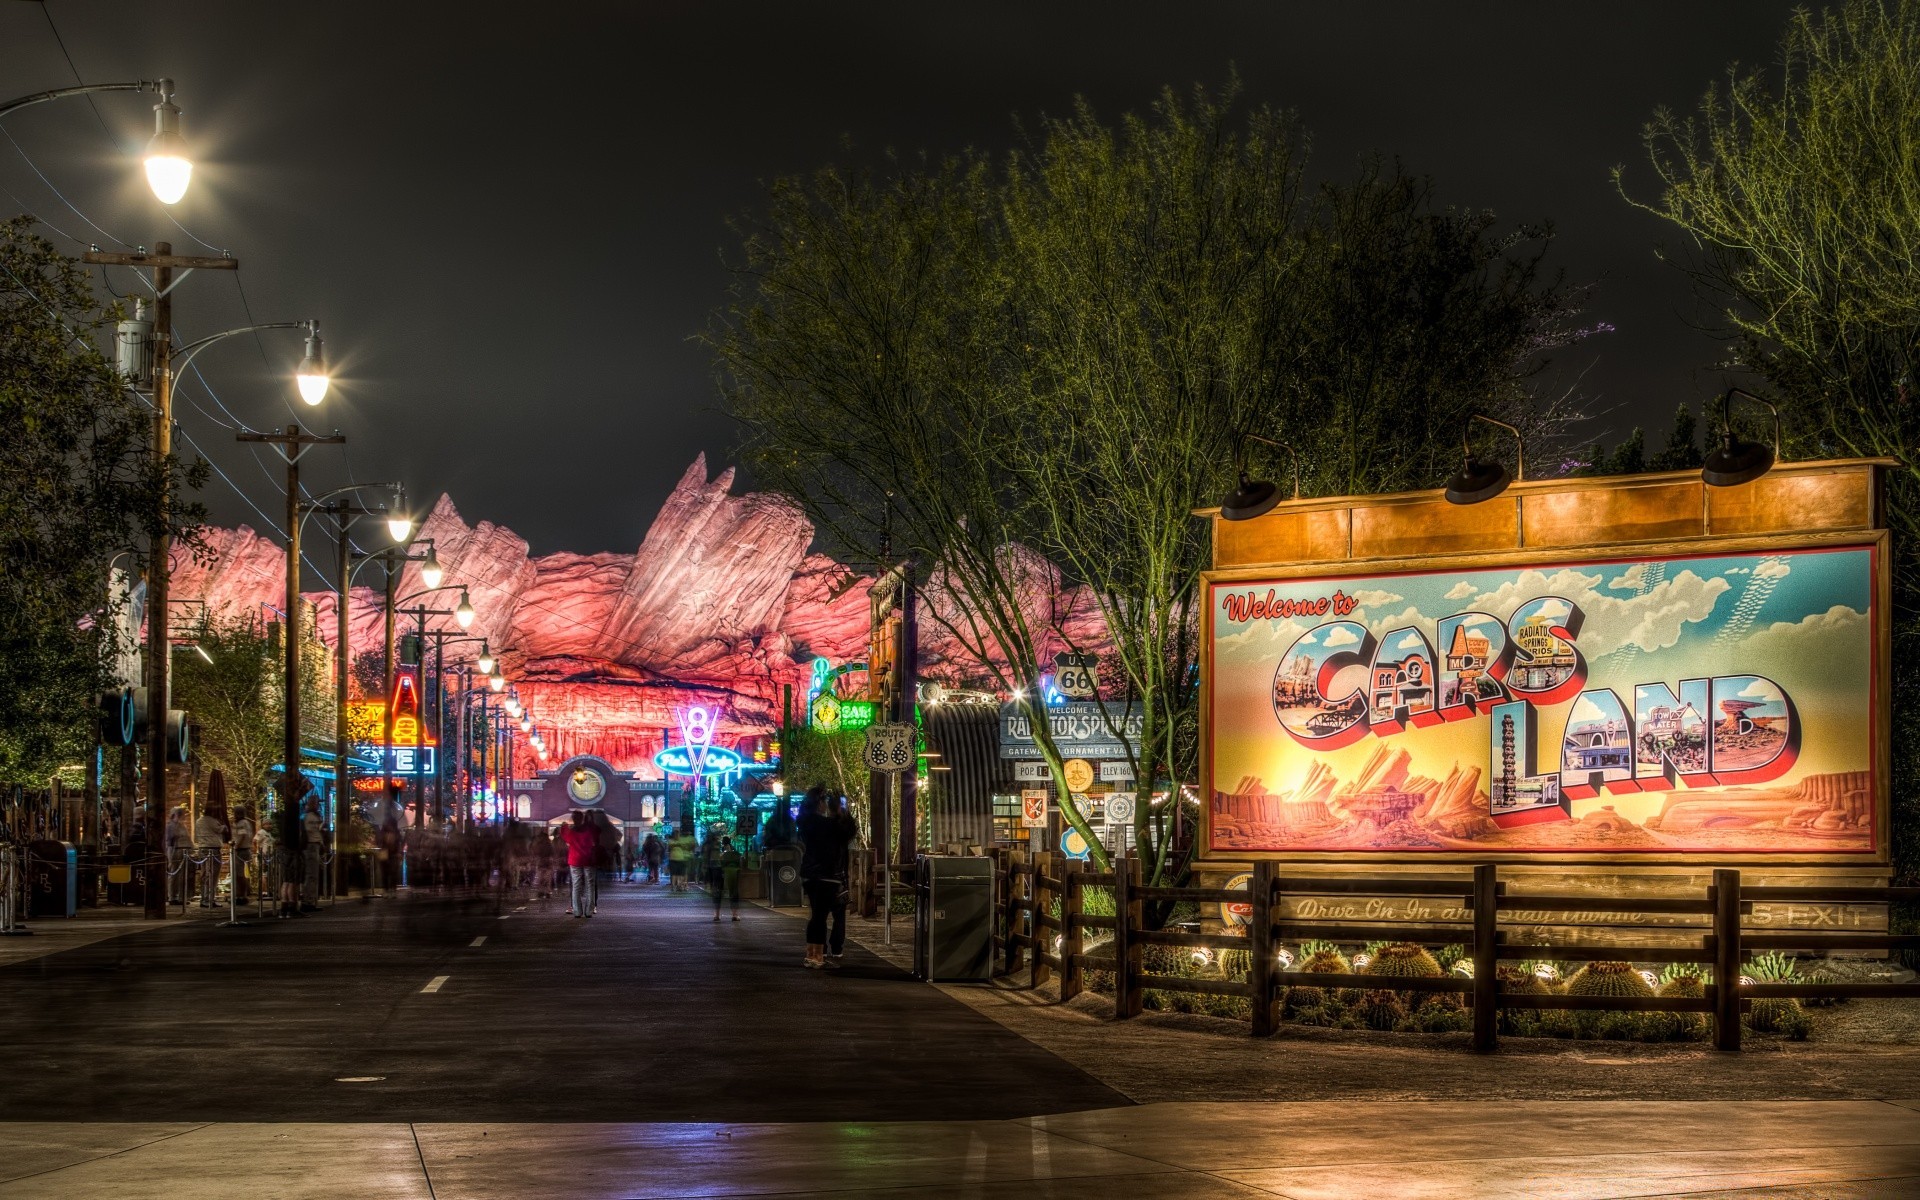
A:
[
  {"left": 1433, "top": 943, "right": 1467, "bottom": 973},
  {"left": 1744, "top": 951, "right": 1799, "bottom": 983}
]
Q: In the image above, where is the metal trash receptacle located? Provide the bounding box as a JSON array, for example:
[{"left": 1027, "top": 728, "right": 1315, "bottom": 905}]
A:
[
  {"left": 915, "top": 855, "right": 994, "bottom": 982},
  {"left": 28, "top": 840, "right": 77, "bottom": 918},
  {"left": 763, "top": 846, "right": 803, "bottom": 907}
]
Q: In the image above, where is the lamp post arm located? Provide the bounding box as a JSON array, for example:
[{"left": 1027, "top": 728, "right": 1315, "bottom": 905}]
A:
[
  {"left": 172, "top": 321, "right": 316, "bottom": 377},
  {"left": 0, "top": 80, "right": 169, "bottom": 122},
  {"left": 1721, "top": 388, "right": 1782, "bottom": 457}
]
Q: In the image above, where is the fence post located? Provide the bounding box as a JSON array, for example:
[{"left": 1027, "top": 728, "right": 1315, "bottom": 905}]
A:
[
  {"left": 1471, "top": 864, "right": 1499, "bottom": 1054},
  {"left": 1712, "top": 867, "right": 1743, "bottom": 1052},
  {"left": 1117, "top": 854, "right": 1143, "bottom": 1018},
  {"left": 1031, "top": 852, "right": 1053, "bottom": 989},
  {"left": 1005, "top": 850, "right": 1024, "bottom": 975},
  {"left": 1249, "top": 860, "right": 1277, "bottom": 1037},
  {"left": 1061, "top": 862, "right": 1084, "bottom": 1001}
]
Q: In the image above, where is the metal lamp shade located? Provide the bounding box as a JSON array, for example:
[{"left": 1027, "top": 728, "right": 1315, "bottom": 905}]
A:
[
  {"left": 1701, "top": 437, "right": 1776, "bottom": 488},
  {"left": 1219, "top": 476, "right": 1281, "bottom": 522},
  {"left": 1443, "top": 455, "right": 1512, "bottom": 505}
]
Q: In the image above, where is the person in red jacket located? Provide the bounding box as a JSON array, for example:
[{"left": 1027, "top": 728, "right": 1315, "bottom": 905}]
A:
[{"left": 560, "top": 811, "right": 599, "bottom": 918}]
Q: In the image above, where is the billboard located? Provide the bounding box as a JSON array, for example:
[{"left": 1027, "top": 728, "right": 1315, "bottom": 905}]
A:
[{"left": 1205, "top": 541, "right": 1881, "bottom": 857}]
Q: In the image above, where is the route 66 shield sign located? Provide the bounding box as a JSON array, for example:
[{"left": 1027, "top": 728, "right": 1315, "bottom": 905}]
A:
[{"left": 864, "top": 722, "right": 916, "bottom": 773}]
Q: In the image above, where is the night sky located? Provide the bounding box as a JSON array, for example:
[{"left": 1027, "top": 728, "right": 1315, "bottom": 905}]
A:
[{"left": 0, "top": 2, "right": 1799, "bottom": 561}]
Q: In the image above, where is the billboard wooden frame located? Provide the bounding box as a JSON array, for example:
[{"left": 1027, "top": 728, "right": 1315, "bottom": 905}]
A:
[{"left": 1196, "top": 459, "right": 1893, "bottom": 873}]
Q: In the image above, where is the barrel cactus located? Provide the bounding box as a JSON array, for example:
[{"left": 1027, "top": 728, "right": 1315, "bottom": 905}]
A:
[
  {"left": 1285, "top": 946, "right": 1353, "bottom": 1013},
  {"left": 1351, "top": 988, "right": 1409, "bottom": 1031},
  {"left": 1565, "top": 961, "right": 1656, "bottom": 999},
  {"left": 1748, "top": 996, "right": 1811, "bottom": 1039},
  {"left": 1360, "top": 942, "right": 1442, "bottom": 979},
  {"left": 1653, "top": 972, "right": 1709, "bottom": 1040}
]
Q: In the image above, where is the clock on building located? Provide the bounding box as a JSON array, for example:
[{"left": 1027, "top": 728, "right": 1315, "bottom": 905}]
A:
[{"left": 567, "top": 767, "right": 606, "bottom": 805}]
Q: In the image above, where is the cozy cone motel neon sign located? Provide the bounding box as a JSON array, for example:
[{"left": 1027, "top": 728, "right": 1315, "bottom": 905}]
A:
[
  {"left": 1201, "top": 460, "right": 1890, "bottom": 863},
  {"left": 345, "top": 666, "right": 438, "bottom": 780}
]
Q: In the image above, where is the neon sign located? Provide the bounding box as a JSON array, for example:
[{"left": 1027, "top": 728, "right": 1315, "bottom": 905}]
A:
[{"left": 654, "top": 744, "right": 745, "bottom": 777}]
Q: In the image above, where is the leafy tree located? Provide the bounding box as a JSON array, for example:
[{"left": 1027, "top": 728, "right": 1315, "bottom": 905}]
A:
[
  {"left": 0, "top": 217, "right": 203, "bottom": 784},
  {"left": 1621, "top": 0, "right": 1920, "bottom": 880},
  {"left": 715, "top": 154, "right": 1113, "bottom": 864},
  {"left": 1647, "top": 404, "right": 1704, "bottom": 471},
  {"left": 171, "top": 617, "right": 278, "bottom": 807},
  {"left": 1620, "top": 0, "right": 1920, "bottom": 576},
  {"left": 720, "top": 86, "right": 1589, "bottom": 880}
]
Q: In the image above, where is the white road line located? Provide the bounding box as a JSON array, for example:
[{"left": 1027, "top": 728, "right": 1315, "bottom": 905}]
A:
[
  {"left": 421, "top": 975, "right": 450, "bottom": 994},
  {"left": 469, "top": 936, "right": 486, "bottom": 947}
]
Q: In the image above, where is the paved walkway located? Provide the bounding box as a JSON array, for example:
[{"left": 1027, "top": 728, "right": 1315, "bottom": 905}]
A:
[
  {"left": 0, "top": 880, "right": 1121, "bottom": 1122},
  {"left": 0, "top": 1101, "right": 1915, "bottom": 1197}
]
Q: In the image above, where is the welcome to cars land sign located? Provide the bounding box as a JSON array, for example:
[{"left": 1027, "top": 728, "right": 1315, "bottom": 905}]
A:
[{"left": 1206, "top": 543, "right": 1880, "bottom": 858}]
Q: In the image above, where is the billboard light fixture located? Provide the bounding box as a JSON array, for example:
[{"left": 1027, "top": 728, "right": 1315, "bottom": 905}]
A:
[
  {"left": 1445, "top": 414, "right": 1524, "bottom": 506},
  {"left": 1702, "top": 388, "right": 1780, "bottom": 488}
]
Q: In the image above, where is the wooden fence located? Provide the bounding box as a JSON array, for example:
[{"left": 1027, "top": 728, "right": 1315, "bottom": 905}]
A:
[{"left": 988, "top": 851, "right": 1920, "bottom": 1052}]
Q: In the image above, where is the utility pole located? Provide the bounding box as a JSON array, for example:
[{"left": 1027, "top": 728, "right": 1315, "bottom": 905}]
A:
[
  {"left": 237, "top": 424, "right": 344, "bottom": 864},
  {"left": 321, "top": 500, "right": 382, "bottom": 894},
  {"left": 84, "top": 243, "right": 239, "bottom": 920}
]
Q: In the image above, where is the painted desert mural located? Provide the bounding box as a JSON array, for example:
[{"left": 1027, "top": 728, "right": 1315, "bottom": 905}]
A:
[{"left": 1207, "top": 545, "right": 1879, "bottom": 855}]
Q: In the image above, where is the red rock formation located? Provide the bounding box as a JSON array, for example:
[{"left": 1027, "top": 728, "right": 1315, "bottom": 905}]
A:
[{"left": 164, "top": 456, "right": 1111, "bottom": 776}]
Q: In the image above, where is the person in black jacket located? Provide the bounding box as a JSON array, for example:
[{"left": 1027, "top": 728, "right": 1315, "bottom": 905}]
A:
[{"left": 797, "top": 785, "right": 857, "bottom": 969}]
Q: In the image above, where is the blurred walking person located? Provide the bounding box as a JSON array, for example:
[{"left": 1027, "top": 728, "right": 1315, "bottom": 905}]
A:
[
  {"left": 709, "top": 835, "right": 743, "bottom": 922},
  {"left": 532, "top": 826, "right": 555, "bottom": 899},
  {"left": 667, "top": 826, "right": 695, "bottom": 893},
  {"left": 798, "top": 787, "right": 856, "bottom": 968},
  {"left": 164, "top": 804, "right": 191, "bottom": 906},
  {"left": 192, "top": 803, "right": 226, "bottom": 908},
  {"left": 641, "top": 831, "right": 663, "bottom": 883},
  {"left": 300, "top": 797, "right": 325, "bottom": 911},
  {"left": 560, "top": 811, "right": 598, "bottom": 918},
  {"left": 230, "top": 806, "right": 254, "bottom": 905}
]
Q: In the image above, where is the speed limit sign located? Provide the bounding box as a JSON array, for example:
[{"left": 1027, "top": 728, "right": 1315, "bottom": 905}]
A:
[{"left": 1053, "top": 652, "right": 1097, "bottom": 699}]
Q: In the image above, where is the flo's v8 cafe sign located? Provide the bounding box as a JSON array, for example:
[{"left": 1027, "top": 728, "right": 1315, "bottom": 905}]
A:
[{"left": 1207, "top": 543, "right": 1881, "bottom": 858}]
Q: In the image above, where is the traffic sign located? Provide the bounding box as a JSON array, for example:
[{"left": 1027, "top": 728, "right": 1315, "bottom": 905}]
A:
[
  {"left": 1052, "top": 652, "right": 1098, "bottom": 699},
  {"left": 864, "top": 723, "right": 916, "bottom": 773}
]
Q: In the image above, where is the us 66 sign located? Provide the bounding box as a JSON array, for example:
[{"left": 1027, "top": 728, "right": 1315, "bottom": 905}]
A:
[{"left": 1053, "top": 652, "right": 1098, "bottom": 699}]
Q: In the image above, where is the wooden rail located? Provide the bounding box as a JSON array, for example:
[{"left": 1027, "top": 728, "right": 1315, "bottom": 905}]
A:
[{"left": 981, "top": 851, "right": 1918, "bottom": 1053}]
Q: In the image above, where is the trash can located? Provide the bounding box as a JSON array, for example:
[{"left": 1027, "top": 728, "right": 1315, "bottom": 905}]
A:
[
  {"left": 764, "top": 845, "right": 803, "bottom": 908},
  {"left": 28, "top": 840, "right": 77, "bottom": 918},
  {"left": 915, "top": 855, "right": 994, "bottom": 982}
]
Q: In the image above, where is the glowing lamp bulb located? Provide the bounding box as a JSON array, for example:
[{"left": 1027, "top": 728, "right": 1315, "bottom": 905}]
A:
[
  {"left": 1639, "top": 970, "right": 1660, "bottom": 989},
  {"left": 454, "top": 592, "right": 476, "bottom": 629},
  {"left": 388, "top": 515, "right": 413, "bottom": 543},
  {"left": 419, "top": 548, "right": 443, "bottom": 590},
  {"left": 1454, "top": 961, "right": 1475, "bottom": 978},
  {"left": 143, "top": 95, "right": 191, "bottom": 204},
  {"left": 295, "top": 330, "right": 329, "bottom": 405},
  {"left": 1276, "top": 948, "right": 1293, "bottom": 968},
  {"left": 519, "top": 715, "right": 531, "bottom": 732},
  {"left": 1351, "top": 953, "right": 1371, "bottom": 970},
  {"left": 489, "top": 671, "right": 505, "bottom": 692},
  {"left": 1534, "top": 963, "right": 1557, "bottom": 980},
  {"left": 475, "top": 647, "right": 494, "bottom": 675}
]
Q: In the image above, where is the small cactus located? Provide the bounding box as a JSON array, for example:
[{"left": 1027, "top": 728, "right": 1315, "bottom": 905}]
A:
[
  {"left": 1360, "top": 943, "right": 1443, "bottom": 979},
  {"left": 1352, "top": 988, "right": 1409, "bottom": 1031},
  {"left": 1747, "top": 996, "right": 1806, "bottom": 1035}
]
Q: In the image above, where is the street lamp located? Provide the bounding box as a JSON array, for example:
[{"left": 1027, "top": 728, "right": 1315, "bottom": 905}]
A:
[
  {"left": 295, "top": 326, "right": 330, "bottom": 405},
  {"left": 454, "top": 589, "right": 476, "bottom": 629},
  {"left": 488, "top": 668, "right": 506, "bottom": 692},
  {"left": 1, "top": 78, "right": 191, "bottom": 204},
  {"left": 475, "top": 642, "right": 495, "bottom": 676},
  {"left": 419, "top": 544, "right": 443, "bottom": 589},
  {"left": 171, "top": 321, "right": 331, "bottom": 406}
]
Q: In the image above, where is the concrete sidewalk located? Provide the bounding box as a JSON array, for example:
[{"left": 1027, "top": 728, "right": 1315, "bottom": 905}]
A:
[{"left": 1, "top": 1101, "right": 1916, "bottom": 1198}]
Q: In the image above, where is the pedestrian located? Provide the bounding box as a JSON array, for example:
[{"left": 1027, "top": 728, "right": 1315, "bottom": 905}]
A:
[
  {"left": 667, "top": 826, "right": 695, "bottom": 893},
  {"left": 797, "top": 786, "right": 856, "bottom": 969},
  {"left": 641, "top": 831, "right": 663, "bottom": 883},
  {"left": 560, "top": 811, "right": 598, "bottom": 918},
  {"left": 230, "top": 806, "right": 254, "bottom": 905},
  {"left": 593, "top": 811, "right": 619, "bottom": 892},
  {"left": 709, "top": 835, "right": 743, "bottom": 922},
  {"left": 376, "top": 813, "right": 402, "bottom": 896},
  {"left": 164, "top": 805, "right": 191, "bottom": 905},
  {"left": 531, "top": 826, "right": 554, "bottom": 899},
  {"left": 300, "top": 797, "right": 325, "bottom": 911},
  {"left": 192, "top": 803, "right": 226, "bottom": 908},
  {"left": 276, "top": 785, "right": 304, "bottom": 919}
]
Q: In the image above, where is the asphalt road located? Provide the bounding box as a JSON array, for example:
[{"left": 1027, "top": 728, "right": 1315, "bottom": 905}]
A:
[{"left": 0, "top": 883, "right": 1125, "bottom": 1123}]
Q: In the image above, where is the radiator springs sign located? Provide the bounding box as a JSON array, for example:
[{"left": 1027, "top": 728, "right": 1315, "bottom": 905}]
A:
[{"left": 1206, "top": 544, "right": 1879, "bottom": 857}]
